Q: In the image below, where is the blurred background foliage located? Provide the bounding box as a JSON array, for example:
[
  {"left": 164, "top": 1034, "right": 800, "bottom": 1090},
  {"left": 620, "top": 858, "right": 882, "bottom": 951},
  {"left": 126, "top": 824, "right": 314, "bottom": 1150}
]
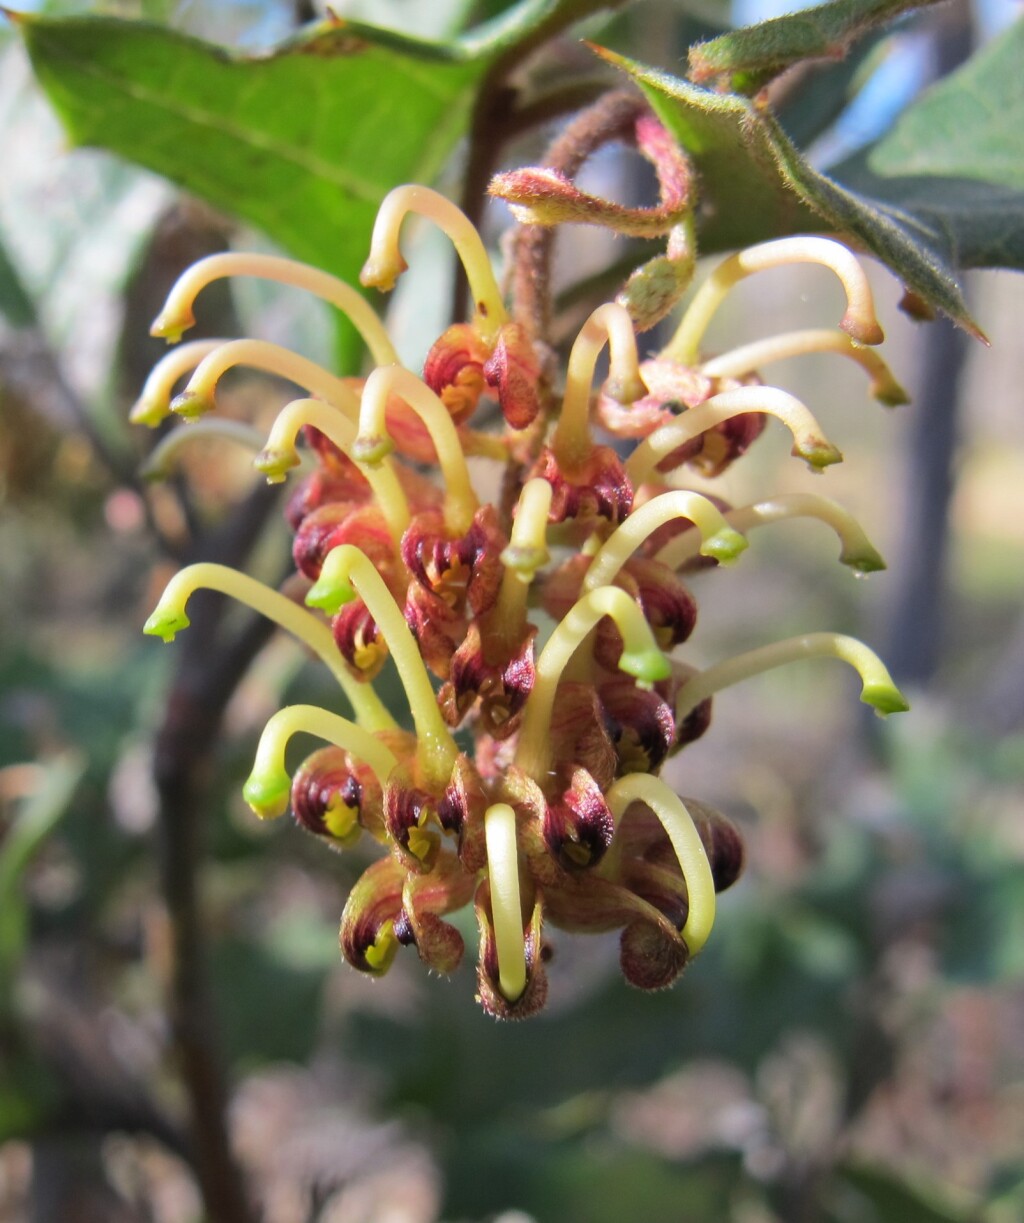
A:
[{"left": 1, "top": 0, "right": 1023, "bottom": 1220}]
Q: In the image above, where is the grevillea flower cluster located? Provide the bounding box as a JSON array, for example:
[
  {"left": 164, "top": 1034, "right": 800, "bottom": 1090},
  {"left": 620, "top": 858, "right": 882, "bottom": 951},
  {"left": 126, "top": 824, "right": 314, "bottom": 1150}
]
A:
[{"left": 138, "top": 158, "right": 909, "bottom": 1018}]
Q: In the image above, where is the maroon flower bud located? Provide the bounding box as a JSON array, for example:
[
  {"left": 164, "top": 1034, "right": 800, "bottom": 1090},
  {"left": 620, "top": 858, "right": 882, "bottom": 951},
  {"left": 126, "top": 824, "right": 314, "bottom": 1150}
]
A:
[
  {"left": 482, "top": 322, "right": 542, "bottom": 430},
  {"left": 616, "top": 796, "right": 744, "bottom": 894},
  {"left": 403, "top": 583, "right": 464, "bottom": 679},
  {"left": 290, "top": 745, "right": 382, "bottom": 847},
  {"left": 397, "top": 850, "right": 477, "bottom": 975},
  {"left": 383, "top": 772, "right": 443, "bottom": 873},
  {"left": 439, "top": 622, "right": 536, "bottom": 739},
  {"left": 619, "top": 557, "right": 697, "bottom": 649},
  {"left": 664, "top": 798, "right": 745, "bottom": 893},
  {"left": 656, "top": 406, "right": 766, "bottom": 479},
  {"left": 596, "top": 358, "right": 711, "bottom": 439},
  {"left": 540, "top": 857, "right": 688, "bottom": 987},
  {"left": 436, "top": 754, "right": 488, "bottom": 873},
  {"left": 423, "top": 323, "right": 491, "bottom": 425},
  {"left": 656, "top": 663, "right": 713, "bottom": 752},
  {"left": 529, "top": 445, "right": 633, "bottom": 529},
  {"left": 302, "top": 422, "right": 368, "bottom": 481},
  {"left": 619, "top": 915, "right": 689, "bottom": 991},
  {"left": 544, "top": 765, "right": 615, "bottom": 869},
  {"left": 547, "top": 681, "right": 618, "bottom": 794},
  {"left": 332, "top": 599, "right": 388, "bottom": 681},
  {"left": 339, "top": 855, "right": 404, "bottom": 976},
  {"left": 401, "top": 505, "right": 506, "bottom": 619},
  {"left": 285, "top": 468, "right": 367, "bottom": 531},
  {"left": 293, "top": 503, "right": 395, "bottom": 581},
  {"left": 598, "top": 675, "right": 676, "bottom": 774},
  {"left": 474, "top": 879, "right": 548, "bottom": 1021}
]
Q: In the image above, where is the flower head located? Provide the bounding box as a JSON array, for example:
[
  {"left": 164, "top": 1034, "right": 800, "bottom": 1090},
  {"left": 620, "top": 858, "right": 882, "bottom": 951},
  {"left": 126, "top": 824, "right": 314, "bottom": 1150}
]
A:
[{"left": 141, "top": 155, "right": 908, "bottom": 1019}]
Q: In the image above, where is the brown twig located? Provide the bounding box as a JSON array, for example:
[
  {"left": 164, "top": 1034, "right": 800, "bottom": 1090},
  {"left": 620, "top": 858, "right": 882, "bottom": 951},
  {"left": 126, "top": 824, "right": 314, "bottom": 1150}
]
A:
[{"left": 152, "top": 483, "right": 283, "bottom": 1223}]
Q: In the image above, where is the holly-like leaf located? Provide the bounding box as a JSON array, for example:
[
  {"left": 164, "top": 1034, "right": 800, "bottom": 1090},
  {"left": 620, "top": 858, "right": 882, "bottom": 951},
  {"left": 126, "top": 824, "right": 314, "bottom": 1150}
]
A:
[
  {"left": 688, "top": 0, "right": 945, "bottom": 94},
  {"left": 833, "top": 18, "right": 1024, "bottom": 277},
  {"left": 867, "top": 18, "right": 1024, "bottom": 187},
  {"left": 14, "top": 13, "right": 486, "bottom": 305},
  {"left": 594, "top": 44, "right": 989, "bottom": 337}
]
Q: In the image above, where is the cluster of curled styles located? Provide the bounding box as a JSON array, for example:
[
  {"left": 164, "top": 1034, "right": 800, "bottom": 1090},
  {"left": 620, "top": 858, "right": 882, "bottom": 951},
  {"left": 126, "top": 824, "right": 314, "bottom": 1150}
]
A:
[{"left": 139, "top": 121, "right": 909, "bottom": 1018}]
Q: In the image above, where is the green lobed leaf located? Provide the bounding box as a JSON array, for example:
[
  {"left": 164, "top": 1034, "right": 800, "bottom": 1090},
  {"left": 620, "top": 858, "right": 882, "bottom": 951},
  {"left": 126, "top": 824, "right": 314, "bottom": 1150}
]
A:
[
  {"left": 688, "top": 0, "right": 945, "bottom": 94},
  {"left": 595, "top": 44, "right": 987, "bottom": 337}
]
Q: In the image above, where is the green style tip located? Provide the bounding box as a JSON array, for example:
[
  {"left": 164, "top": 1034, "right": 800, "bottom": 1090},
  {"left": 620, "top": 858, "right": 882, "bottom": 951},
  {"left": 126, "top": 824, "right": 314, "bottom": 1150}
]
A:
[
  {"left": 129, "top": 397, "right": 169, "bottom": 428},
  {"left": 500, "top": 543, "right": 550, "bottom": 578},
  {"left": 170, "top": 389, "right": 213, "bottom": 420},
  {"left": 150, "top": 311, "right": 193, "bottom": 344},
  {"left": 351, "top": 433, "right": 395, "bottom": 466},
  {"left": 305, "top": 578, "right": 356, "bottom": 615},
  {"left": 861, "top": 682, "right": 911, "bottom": 716},
  {"left": 841, "top": 547, "right": 887, "bottom": 574},
  {"left": 795, "top": 439, "right": 844, "bottom": 472},
  {"left": 701, "top": 527, "right": 748, "bottom": 564},
  {"left": 618, "top": 648, "right": 672, "bottom": 684},
  {"left": 242, "top": 771, "right": 291, "bottom": 820},
  {"left": 254, "top": 447, "right": 300, "bottom": 485},
  {"left": 143, "top": 607, "right": 190, "bottom": 642}
]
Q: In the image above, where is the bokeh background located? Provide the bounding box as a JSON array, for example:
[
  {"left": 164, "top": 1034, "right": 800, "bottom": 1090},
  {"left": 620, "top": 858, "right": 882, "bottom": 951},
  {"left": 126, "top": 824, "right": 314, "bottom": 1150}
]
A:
[{"left": 1, "top": 1, "right": 1023, "bottom": 1220}]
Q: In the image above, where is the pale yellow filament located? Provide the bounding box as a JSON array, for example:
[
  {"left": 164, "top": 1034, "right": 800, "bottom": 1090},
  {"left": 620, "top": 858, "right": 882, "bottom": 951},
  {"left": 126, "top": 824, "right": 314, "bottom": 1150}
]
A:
[
  {"left": 553, "top": 303, "right": 646, "bottom": 467},
  {"left": 258, "top": 397, "right": 410, "bottom": 544},
  {"left": 492, "top": 478, "right": 552, "bottom": 648},
  {"left": 140, "top": 419, "right": 266, "bottom": 481},
  {"left": 624, "top": 386, "right": 842, "bottom": 485},
  {"left": 664, "top": 237, "right": 884, "bottom": 366},
  {"left": 173, "top": 338, "right": 359, "bottom": 421},
  {"left": 582, "top": 491, "right": 748, "bottom": 592},
  {"left": 675, "top": 631, "right": 910, "bottom": 720},
  {"left": 306, "top": 545, "right": 458, "bottom": 787},
  {"left": 356, "top": 365, "right": 478, "bottom": 536},
  {"left": 700, "top": 329, "right": 907, "bottom": 406},
  {"left": 484, "top": 802, "right": 527, "bottom": 1001},
  {"left": 150, "top": 251, "right": 398, "bottom": 367},
  {"left": 656, "top": 494, "right": 885, "bottom": 573},
  {"left": 515, "top": 586, "right": 670, "bottom": 782},
  {"left": 130, "top": 339, "right": 228, "bottom": 426},
  {"left": 243, "top": 703, "right": 397, "bottom": 820},
  {"left": 143, "top": 563, "right": 395, "bottom": 732},
  {"left": 607, "top": 775, "right": 716, "bottom": 954},
  {"left": 361, "top": 185, "right": 508, "bottom": 340}
]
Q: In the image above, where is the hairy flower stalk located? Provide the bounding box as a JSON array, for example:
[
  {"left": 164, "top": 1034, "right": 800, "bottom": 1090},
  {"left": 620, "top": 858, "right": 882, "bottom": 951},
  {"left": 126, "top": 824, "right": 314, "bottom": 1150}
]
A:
[{"left": 140, "top": 130, "right": 909, "bottom": 1017}]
